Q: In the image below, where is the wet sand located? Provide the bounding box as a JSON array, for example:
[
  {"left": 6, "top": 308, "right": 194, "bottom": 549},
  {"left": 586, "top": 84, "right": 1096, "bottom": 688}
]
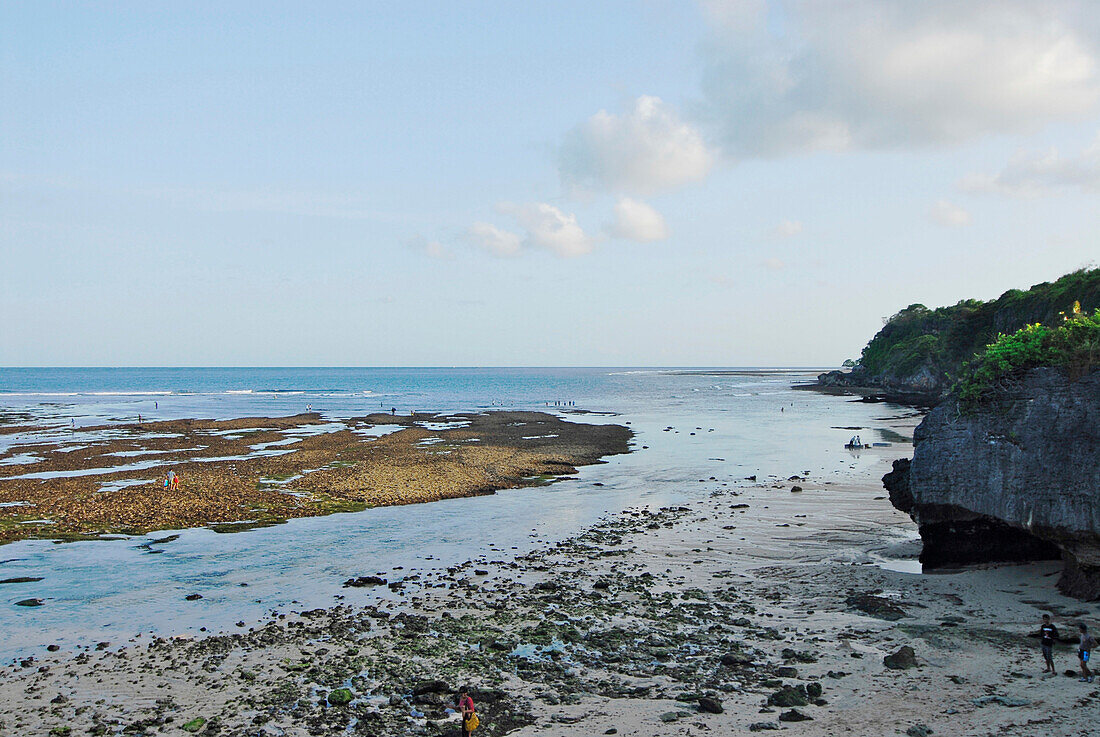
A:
[
  {"left": 3, "top": 413, "right": 1098, "bottom": 736},
  {"left": 0, "top": 412, "right": 631, "bottom": 544}
]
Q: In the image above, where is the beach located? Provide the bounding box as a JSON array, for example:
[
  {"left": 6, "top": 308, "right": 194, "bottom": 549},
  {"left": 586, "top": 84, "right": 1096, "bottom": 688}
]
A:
[
  {"left": 3, "top": 403, "right": 1098, "bottom": 736},
  {"left": 2, "top": 369, "right": 1098, "bottom": 736}
]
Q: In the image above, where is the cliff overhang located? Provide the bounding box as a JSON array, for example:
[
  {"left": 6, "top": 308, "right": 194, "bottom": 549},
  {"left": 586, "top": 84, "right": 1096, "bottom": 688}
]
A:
[{"left": 883, "top": 367, "right": 1100, "bottom": 598}]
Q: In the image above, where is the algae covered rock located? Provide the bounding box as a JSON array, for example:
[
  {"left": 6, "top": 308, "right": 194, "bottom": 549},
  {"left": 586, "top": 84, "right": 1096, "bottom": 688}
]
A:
[
  {"left": 181, "top": 717, "right": 206, "bottom": 733},
  {"left": 327, "top": 688, "right": 354, "bottom": 706}
]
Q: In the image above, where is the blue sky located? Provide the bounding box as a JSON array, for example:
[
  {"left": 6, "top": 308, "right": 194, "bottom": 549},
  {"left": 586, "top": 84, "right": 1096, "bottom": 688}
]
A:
[{"left": 2, "top": 1, "right": 1098, "bottom": 366}]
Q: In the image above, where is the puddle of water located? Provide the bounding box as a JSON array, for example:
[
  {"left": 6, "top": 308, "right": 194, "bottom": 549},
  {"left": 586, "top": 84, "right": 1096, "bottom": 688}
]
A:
[{"left": 99, "top": 479, "right": 156, "bottom": 493}]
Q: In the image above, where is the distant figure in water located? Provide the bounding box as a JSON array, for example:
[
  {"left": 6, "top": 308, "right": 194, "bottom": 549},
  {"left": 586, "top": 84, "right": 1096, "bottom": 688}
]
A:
[
  {"left": 1079, "top": 623, "right": 1095, "bottom": 683},
  {"left": 1040, "top": 614, "right": 1059, "bottom": 675},
  {"left": 391, "top": 407, "right": 396, "bottom": 415},
  {"left": 155, "top": 401, "right": 158, "bottom": 409},
  {"left": 138, "top": 414, "right": 142, "bottom": 425}
]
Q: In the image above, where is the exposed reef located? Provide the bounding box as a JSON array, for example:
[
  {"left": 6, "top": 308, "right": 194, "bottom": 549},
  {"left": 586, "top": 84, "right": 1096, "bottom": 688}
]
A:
[{"left": 0, "top": 411, "right": 632, "bottom": 544}]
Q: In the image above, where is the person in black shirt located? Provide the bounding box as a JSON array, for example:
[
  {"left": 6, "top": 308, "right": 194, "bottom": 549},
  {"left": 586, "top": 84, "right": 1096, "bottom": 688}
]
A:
[{"left": 1040, "top": 614, "right": 1058, "bottom": 675}]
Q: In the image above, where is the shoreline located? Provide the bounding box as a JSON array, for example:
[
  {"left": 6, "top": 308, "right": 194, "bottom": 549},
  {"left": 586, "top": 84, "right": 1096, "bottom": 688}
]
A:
[{"left": 4, "top": 407, "right": 1097, "bottom": 735}]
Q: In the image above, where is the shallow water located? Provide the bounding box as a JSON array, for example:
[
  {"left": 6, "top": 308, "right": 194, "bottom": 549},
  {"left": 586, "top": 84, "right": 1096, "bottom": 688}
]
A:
[{"left": 0, "top": 368, "right": 914, "bottom": 660}]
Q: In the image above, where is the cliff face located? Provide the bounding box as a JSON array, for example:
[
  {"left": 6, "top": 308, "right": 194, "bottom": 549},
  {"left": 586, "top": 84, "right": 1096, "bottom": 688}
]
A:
[{"left": 884, "top": 368, "right": 1100, "bottom": 598}]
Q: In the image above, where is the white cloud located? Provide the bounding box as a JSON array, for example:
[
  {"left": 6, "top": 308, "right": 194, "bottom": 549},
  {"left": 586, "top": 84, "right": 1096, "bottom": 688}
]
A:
[
  {"left": 700, "top": 1, "right": 1100, "bottom": 156},
  {"left": 963, "top": 135, "right": 1100, "bottom": 197},
  {"left": 762, "top": 257, "right": 786, "bottom": 270},
  {"left": 406, "top": 235, "right": 453, "bottom": 259},
  {"left": 500, "top": 202, "right": 594, "bottom": 257},
  {"left": 929, "top": 199, "right": 973, "bottom": 227},
  {"left": 609, "top": 197, "right": 669, "bottom": 242},
  {"left": 771, "top": 220, "right": 803, "bottom": 239},
  {"left": 466, "top": 222, "right": 522, "bottom": 257},
  {"left": 559, "top": 95, "right": 715, "bottom": 194}
]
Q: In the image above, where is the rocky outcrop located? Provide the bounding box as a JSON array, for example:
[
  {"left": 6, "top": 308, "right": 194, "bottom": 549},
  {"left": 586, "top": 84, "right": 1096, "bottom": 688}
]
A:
[
  {"left": 812, "top": 369, "right": 940, "bottom": 407},
  {"left": 884, "top": 368, "right": 1100, "bottom": 598}
]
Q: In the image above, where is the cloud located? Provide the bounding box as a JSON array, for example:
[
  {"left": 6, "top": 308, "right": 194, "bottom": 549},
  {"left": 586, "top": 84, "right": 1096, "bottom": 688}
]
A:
[
  {"left": 929, "top": 199, "right": 973, "bottom": 227},
  {"left": 609, "top": 197, "right": 670, "bottom": 242},
  {"left": 406, "top": 235, "right": 453, "bottom": 259},
  {"left": 771, "top": 220, "right": 803, "bottom": 239},
  {"left": 962, "top": 135, "right": 1100, "bottom": 196},
  {"left": 469, "top": 203, "right": 593, "bottom": 258},
  {"left": 559, "top": 95, "right": 715, "bottom": 194},
  {"left": 466, "top": 222, "right": 522, "bottom": 257},
  {"left": 699, "top": 1, "right": 1100, "bottom": 156},
  {"left": 501, "top": 202, "right": 594, "bottom": 257},
  {"left": 762, "top": 257, "right": 786, "bottom": 270}
]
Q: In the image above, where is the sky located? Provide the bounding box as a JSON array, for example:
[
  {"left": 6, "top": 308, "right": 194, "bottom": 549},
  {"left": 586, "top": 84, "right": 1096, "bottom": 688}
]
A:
[{"left": 2, "top": 0, "right": 1099, "bottom": 367}]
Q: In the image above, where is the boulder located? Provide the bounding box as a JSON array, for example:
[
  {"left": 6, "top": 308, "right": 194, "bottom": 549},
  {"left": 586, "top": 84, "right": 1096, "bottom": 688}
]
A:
[{"left": 883, "top": 646, "right": 918, "bottom": 670}]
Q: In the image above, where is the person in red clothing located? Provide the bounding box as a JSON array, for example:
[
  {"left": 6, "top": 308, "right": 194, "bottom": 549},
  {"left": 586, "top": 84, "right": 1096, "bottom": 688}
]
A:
[{"left": 457, "top": 688, "right": 476, "bottom": 736}]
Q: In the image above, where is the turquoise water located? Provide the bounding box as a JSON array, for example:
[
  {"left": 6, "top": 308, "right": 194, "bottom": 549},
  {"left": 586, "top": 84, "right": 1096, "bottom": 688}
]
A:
[{"left": 0, "top": 368, "right": 909, "bottom": 660}]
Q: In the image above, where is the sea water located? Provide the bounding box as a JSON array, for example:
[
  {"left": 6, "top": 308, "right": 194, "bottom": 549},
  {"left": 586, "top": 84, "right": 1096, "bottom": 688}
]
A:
[{"left": 0, "top": 368, "right": 912, "bottom": 659}]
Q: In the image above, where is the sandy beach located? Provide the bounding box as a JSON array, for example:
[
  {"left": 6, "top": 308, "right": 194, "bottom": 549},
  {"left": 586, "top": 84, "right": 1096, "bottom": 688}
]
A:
[{"left": 3, "top": 411, "right": 1097, "bottom": 736}]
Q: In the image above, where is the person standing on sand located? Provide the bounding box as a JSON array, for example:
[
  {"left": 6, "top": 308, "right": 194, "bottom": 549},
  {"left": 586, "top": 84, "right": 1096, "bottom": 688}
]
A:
[
  {"left": 1078, "top": 623, "right": 1095, "bottom": 682},
  {"left": 1040, "top": 614, "right": 1059, "bottom": 675},
  {"left": 457, "top": 688, "right": 476, "bottom": 736},
  {"left": 166, "top": 470, "right": 176, "bottom": 490}
]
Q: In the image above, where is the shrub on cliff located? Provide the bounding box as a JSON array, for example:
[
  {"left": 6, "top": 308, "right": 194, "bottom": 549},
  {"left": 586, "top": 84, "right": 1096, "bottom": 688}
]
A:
[
  {"left": 954, "top": 305, "right": 1100, "bottom": 404},
  {"left": 851, "top": 268, "right": 1100, "bottom": 396}
]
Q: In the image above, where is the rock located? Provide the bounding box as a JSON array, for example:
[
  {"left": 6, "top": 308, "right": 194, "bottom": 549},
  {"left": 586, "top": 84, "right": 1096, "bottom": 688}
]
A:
[
  {"left": 779, "top": 709, "right": 812, "bottom": 722},
  {"left": 776, "top": 666, "right": 798, "bottom": 678},
  {"left": 749, "top": 722, "right": 780, "bottom": 731},
  {"left": 659, "top": 712, "right": 680, "bottom": 723},
  {"left": 791, "top": 486, "right": 803, "bottom": 493},
  {"left": 845, "top": 593, "right": 907, "bottom": 621},
  {"left": 883, "top": 646, "right": 918, "bottom": 670},
  {"left": 15, "top": 598, "right": 43, "bottom": 607},
  {"left": 885, "top": 368, "right": 1099, "bottom": 597},
  {"left": 806, "top": 682, "right": 823, "bottom": 699},
  {"left": 781, "top": 648, "right": 818, "bottom": 663},
  {"left": 972, "top": 695, "right": 1030, "bottom": 708},
  {"left": 343, "top": 576, "right": 387, "bottom": 587},
  {"left": 697, "top": 697, "right": 723, "bottom": 714},
  {"left": 907, "top": 725, "right": 933, "bottom": 737},
  {"left": 474, "top": 569, "right": 489, "bottom": 576},
  {"left": 412, "top": 679, "right": 450, "bottom": 695},
  {"left": 185, "top": 593, "right": 202, "bottom": 601},
  {"left": 47, "top": 644, "right": 59, "bottom": 652},
  {"left": 328, "top": 688, "right": 354, "bottom": 706},
  {"left": 604, "top": 730, "right": 617, "bottom": 735},
  {"left": 593, "top": 580, "right": 610, "bottom": 590},
  {"left": 181, "top": 717, "right": 206, "bottom": 733},
  {"left": 0, "top": 576, "right": 44, "bottom": 584},
  {"left": 767, "top": 685, "right": 809, "bottom": 707},
  {"left": 720, "top": 650, "right": 753, "bottom": 667}
]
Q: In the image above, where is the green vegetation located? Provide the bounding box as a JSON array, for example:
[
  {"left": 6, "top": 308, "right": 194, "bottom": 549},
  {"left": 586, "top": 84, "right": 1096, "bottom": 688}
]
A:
[
  {"left": 181, "top": 717, "right": 206, "bottom": 733},
  {"left": 853, "top": 268, "right": 1100, "bottom": 393},
  {"left": 955, "top": 305, "right": 1100, "bottom": 404}
]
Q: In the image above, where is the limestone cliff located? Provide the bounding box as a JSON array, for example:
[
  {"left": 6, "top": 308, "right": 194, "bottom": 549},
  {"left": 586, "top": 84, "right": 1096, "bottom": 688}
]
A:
[{"left": 883, "top": 367, "right": 1100, "bottom": 598}]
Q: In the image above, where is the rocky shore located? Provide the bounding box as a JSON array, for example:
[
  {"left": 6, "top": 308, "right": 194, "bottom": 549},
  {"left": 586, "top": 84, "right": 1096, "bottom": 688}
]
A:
[
  {"left": 4, "top": 419, "right": 1098, "bottom": 736},
  {"left": 0, "top": 412, "right": 631, "bottom": 544}
]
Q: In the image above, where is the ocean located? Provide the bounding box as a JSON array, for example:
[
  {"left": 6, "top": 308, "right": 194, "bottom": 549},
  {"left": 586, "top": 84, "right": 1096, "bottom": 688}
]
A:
[{"left": 0, "top": 367, "right": 910, "bottom": 659}]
